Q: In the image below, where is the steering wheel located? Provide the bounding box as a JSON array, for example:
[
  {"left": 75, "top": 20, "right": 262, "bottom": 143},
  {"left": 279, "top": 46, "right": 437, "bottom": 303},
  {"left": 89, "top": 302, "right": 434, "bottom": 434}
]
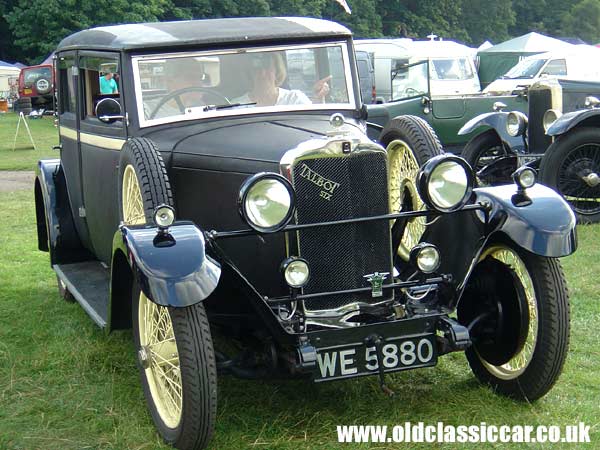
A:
[
  {"left": 148, "top": 86, "right": 230, "bottom": 119},
  {"left": 403, "top": 87, "right": 421, "bottom": 97}
]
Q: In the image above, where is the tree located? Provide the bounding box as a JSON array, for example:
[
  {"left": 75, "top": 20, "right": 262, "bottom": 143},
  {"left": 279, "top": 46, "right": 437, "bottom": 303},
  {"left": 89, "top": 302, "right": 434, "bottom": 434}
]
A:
[
  {"left": 462, "top": 0, "right": 515, "bottom": 45},
  {"left": 4, "top": 0, "right": 171, "bottom": 63},
  {"left": 561, "top": 0, "right": 600, "bottom": 43}
]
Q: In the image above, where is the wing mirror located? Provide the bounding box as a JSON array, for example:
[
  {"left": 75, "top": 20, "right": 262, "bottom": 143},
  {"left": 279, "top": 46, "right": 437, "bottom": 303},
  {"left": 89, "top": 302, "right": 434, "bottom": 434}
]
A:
[{"left": 96, "top": 98, "right": 124, "bottom": 123}]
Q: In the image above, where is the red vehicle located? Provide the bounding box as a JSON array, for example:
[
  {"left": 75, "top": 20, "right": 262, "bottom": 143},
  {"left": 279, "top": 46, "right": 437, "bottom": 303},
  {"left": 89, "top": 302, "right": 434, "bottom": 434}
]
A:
[{"left": 17, "top": 64, "right": 54, "bottom": 109}]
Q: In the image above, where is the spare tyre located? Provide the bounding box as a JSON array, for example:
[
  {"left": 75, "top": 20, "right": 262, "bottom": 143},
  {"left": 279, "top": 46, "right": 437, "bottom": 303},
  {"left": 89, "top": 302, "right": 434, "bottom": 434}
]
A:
[{"left": 36, "top": 78, "right": 52, "bottom": 94}]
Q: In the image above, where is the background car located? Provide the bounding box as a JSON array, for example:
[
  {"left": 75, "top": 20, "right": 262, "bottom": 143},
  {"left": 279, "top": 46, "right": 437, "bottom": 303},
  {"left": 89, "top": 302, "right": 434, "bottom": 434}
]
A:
[
  {"left": 17, "top": 63, "right": 54, "bottom": 111},
  {"left": 459, "top": 78, "right": 600, "bottom": 222}
]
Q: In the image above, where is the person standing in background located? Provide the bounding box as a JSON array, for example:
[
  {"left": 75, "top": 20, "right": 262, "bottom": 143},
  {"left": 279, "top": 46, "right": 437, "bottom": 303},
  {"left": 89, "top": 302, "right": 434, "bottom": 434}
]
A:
[{"left": 100, "top": 72, "right": 118, "bottom": 94}]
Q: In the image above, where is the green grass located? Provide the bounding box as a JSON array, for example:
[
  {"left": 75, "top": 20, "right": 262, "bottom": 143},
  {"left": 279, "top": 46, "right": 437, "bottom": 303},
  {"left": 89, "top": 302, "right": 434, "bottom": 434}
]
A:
[
  {"left": 0, "top": 112, "right": 59, "bottom": 170},
  {"left": 0, "top": 189, "right": 599, "bottom": 449}
]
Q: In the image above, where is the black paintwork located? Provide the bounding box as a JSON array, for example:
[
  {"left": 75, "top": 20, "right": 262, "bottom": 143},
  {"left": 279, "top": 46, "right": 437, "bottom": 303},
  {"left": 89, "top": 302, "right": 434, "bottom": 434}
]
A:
[
  {"left": 112, "top": 223, "right": 221, "bottom": 307},
  {"left": 35, "top": 18, "right": 580, "bottom": 386},
  {"left": 546, "top": 108, "right": 600, "bottom": 136},
  {"left": 57, "top": 17, "right": 351, "bottom": 52}
]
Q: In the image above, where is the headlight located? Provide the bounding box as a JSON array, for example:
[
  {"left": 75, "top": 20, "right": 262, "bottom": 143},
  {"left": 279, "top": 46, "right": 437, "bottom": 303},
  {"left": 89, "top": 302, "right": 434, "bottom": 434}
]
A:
[
  {"left": 506, "top": 111, "right": 527, "bottom": 137},
  {"left": 238, "top": 172, "right": 295, "bottom": 233},
  {"left": 543, "top": 109, "right": 562, "bottom": 133},
  {"left": 417, "top": 155, "right": 474, "bottom": 212},
  {"left": 281, "top": 257, "right": 310, "bottom": 288}
]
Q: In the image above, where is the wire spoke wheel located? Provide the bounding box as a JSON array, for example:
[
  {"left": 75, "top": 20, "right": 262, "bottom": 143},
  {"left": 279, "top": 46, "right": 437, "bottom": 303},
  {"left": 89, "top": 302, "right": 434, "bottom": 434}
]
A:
[
  {"left": 122, "top": 164, "right": 146, "bottom": 225},
  {"left": 388, "top": 139, "right": 427, "bottom": 260},
  {"left": 477, "top": 247, "right": 538, "bottom": 380},
  {"left": 459, "top": 242, "right": 570, "bottom": 401},
  {"left": 380, "top": 115, "right": 443, "bottom": 261},
  {"left": 556, "top": 143, "right": 600, "bottom": 217},
  {"left": 138, "top": 292, "right": 182, "bottom": 428}
]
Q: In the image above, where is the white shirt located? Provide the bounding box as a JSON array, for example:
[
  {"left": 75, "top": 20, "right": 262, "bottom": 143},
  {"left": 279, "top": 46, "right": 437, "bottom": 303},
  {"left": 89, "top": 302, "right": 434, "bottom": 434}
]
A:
[{"left": 233, "top": 88, "right": 312, "bottom": 106}]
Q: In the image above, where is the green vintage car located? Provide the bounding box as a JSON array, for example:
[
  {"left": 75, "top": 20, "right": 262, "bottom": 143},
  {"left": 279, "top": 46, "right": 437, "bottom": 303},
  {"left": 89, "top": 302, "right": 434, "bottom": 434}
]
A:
[{"left": 366, "top": 60, "right": 528, "bottom": 154}]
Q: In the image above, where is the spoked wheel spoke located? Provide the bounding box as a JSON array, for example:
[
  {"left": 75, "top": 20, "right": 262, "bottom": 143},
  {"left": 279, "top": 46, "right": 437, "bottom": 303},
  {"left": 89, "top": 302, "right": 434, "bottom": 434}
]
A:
[{"left": 139, "top": 292, "right": 183, "bottom": 429}]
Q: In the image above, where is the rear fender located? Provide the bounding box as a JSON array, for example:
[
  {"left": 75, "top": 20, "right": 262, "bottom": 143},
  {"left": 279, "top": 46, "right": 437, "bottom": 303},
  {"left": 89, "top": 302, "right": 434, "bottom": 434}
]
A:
[
  {"left": 111, "top": 222, "right": 221, "bottom": 308},
  {"left": 35, "top": 159, "right": 90, "bottom": 264},
  {"left": 458, "top": 111, "right": 524, "bottom": 152}
]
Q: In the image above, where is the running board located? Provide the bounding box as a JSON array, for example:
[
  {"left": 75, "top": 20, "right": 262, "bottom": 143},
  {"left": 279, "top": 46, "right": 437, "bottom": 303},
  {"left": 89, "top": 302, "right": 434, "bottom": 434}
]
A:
[{"left": 53, "top": 261, "right": 110, "bottom": 328}]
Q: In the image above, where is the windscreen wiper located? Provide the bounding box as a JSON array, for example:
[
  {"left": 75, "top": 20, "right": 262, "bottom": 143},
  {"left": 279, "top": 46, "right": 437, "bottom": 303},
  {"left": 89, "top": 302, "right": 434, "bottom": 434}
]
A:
[{"left": 203, "top": 102, "right": 256, "bottom": 111}]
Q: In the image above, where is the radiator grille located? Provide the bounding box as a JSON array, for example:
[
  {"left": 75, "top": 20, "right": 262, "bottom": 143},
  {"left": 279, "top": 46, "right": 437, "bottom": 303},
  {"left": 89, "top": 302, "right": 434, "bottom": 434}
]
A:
[
  {"left": 528, "top": 87, "right": 554, "bottom": 153},
  {"left": 291, "top": 150, "right": 393, "bottom": 311}
]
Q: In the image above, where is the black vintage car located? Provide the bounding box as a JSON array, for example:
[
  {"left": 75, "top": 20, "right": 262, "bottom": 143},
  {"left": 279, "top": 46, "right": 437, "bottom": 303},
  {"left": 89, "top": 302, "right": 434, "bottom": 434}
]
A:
[
  {"left": 35, "top": 18, "right": 577, "bottom": 450},
  {"left": 458, "top": 78, "right": 600, "bottom": 223}
]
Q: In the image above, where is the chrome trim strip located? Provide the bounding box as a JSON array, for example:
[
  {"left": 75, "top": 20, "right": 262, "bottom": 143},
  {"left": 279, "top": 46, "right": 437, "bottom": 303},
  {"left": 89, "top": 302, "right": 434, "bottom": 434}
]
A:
[
  {"left": 132, "top": 41, "right": 357, "bottom": 128},
  {"left": 59, "top": 126, "right": 126, "bottom": 150}
]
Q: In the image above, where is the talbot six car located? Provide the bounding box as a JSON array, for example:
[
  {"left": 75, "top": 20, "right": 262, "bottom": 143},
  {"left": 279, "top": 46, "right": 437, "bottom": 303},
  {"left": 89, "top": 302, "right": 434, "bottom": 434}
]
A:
[{"left": 34, "top": 17, "right": 577, "bottom": 449}]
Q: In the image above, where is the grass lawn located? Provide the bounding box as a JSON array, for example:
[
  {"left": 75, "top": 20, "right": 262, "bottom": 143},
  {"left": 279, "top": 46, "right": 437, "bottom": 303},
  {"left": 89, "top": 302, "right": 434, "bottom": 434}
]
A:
[
  {"left": 0, "top": 189, "right": 599, "bottom": 449},
  {"left": 0, "top": 112, "right": 59, "bottom": 170}
]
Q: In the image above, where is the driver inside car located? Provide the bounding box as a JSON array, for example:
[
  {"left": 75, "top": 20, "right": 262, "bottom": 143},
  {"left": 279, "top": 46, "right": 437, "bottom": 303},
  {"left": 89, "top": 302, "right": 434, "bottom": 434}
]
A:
[{"left": 145, "top": 58, "right": 211, "bottom": 119}]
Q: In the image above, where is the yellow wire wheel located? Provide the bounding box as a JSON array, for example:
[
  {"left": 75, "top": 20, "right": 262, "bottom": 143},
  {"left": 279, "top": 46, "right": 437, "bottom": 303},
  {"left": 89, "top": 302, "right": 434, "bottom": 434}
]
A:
[
  {"left": 476, "top": 246, "right": 538, "bottom": 380},
  {"left": 460, "top": 243, "right": 570, "bottom": 401},
  {"left": 387, "top": 139, "right": 427, "bottom": 260},
  {"left": 138, "top": 291, "right": 182, "bottom": 428},
  {"left": 381, "top": 115, "right": 444, "bottom": 261},
  {"left": 119, "top": 138, "right": 217, "bottom": 447}
]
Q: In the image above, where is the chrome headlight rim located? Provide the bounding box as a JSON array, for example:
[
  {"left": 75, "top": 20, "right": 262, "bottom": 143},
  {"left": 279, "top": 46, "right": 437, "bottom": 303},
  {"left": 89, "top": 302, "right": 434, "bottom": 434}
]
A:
[
  {"left": 506, "top": 111, "right": 527, "bottom": 137},
  {"left": 238, "top": 172, "right": 295, "bottom": 233},
  {"left": 417, "top": 154, "right": 474, "bottom": 213},
  {"left": 153, "top": 204, "right": 176, "bottom": 229},
  {"left": 542, "top": 109, "right": 562, "bottom": 133}
]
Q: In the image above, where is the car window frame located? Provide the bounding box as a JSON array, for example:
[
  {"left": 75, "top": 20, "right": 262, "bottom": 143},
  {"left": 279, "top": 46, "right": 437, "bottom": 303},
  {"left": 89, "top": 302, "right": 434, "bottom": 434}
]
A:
[{"left": 132, "top": 41, "right": 358, "bottom": 129}]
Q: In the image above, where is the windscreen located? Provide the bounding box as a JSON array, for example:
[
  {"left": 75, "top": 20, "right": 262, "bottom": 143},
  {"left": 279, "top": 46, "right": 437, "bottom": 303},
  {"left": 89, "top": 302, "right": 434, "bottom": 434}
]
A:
[
  {"left": 503, "top": 58, "right": 547, "bottom": 79},
  {"left": 430, "top": 58, "right": 474, "bottom": 80},
  {"left": 134, "top": 43, "right": 354, "bottom": 126}
]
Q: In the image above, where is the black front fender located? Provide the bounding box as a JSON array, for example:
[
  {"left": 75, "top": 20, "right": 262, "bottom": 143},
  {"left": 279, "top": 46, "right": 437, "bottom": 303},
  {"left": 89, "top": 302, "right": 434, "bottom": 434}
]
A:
[
  {"left": 423, "top": 184, "right": 576, "bottom": 307},
  {"left": 546, "top": 109, "right": 600, "bottom": 136},
  {"left": 458, "top": 111, "right": 525, "bottom": 152},
  {"left": 112, "top": 223, "right": 221, "bottom": 307},
  {"left": 476, "top": 184, "right": 577, "bottom": 257}
]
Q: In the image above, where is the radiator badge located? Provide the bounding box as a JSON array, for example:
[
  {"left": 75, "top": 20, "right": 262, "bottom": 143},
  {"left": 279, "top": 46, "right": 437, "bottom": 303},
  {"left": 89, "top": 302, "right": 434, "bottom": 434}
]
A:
[
  {"left": 298, "top": 163, "right": 340, "bottom": 201},
  {"left": 363, "top": 272, "right": 389, "bottom": 298}
]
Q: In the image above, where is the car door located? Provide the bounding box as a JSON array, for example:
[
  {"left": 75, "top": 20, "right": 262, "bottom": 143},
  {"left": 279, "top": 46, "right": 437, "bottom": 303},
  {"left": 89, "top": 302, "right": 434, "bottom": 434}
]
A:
[
  {"left": 56, "top": 51, "right": 94, "bottom": 250},
  {"left": 77, "top": 52, "right": 127, "bottom": 264}
]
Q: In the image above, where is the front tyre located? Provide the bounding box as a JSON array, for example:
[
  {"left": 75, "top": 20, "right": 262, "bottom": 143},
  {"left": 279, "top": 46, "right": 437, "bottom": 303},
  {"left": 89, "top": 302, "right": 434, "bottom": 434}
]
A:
[
  {"left": 120, "top": 138, "right": 217, "bottom": 448},
  {"left": 133, "top": 286, "right": 217, "bottom": 449},
  {"left": 461, "top": 130, "right": 515, "bottom": 186},
  {"left": 539, "top": 127, "right": 600, "bottom": 223},
  {"left": 458, "top": 244, "right": 570, "bottom": 401}
]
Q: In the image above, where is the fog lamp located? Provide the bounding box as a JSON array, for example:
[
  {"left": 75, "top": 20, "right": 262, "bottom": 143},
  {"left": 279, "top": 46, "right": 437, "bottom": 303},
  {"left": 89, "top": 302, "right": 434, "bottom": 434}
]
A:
[
  {"left": 281, "top": 257, "right": 310, "bottom": 288},
  {"left": 410, "top": 243, "right": 441, "bottom": 273},
  {"left": 513, "top": 166, "right": 537, "bottom": 190},
  {"left": 153, "top": 205, "right": 175, "bottom": 228}
]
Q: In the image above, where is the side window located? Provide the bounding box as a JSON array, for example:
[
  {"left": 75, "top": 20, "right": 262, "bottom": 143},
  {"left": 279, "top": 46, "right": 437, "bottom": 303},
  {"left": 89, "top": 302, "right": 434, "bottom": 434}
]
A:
[
  {"left": 79, "top": 55, "right": 120, "bottom": 120},
  {"left": 57, "top": 56, "right": 76, "bottom": 114},
  {"left": 543, "top": 59, "right": 567, "bottom": 76}
]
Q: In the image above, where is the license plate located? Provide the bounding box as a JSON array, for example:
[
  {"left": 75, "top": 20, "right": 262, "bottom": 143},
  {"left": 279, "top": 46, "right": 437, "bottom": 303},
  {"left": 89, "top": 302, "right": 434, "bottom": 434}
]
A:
[
  {"left": 315, "top": 334, "right": 437, "bottom": 381},
  {"left": 23, "top": 89, "right": 32, "bottom": 94}
]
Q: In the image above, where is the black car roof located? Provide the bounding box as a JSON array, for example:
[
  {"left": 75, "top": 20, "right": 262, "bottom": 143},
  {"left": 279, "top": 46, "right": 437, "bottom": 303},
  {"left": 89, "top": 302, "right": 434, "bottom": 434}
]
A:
[{"left": 56, "top": 17, "right": 352, "bottom": 52}]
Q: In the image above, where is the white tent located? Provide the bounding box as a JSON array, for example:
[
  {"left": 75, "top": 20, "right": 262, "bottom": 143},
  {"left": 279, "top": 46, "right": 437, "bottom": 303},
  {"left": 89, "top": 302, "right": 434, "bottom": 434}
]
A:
[{"left": 0, "top": 61, "right": 21, "bottom": 96}]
